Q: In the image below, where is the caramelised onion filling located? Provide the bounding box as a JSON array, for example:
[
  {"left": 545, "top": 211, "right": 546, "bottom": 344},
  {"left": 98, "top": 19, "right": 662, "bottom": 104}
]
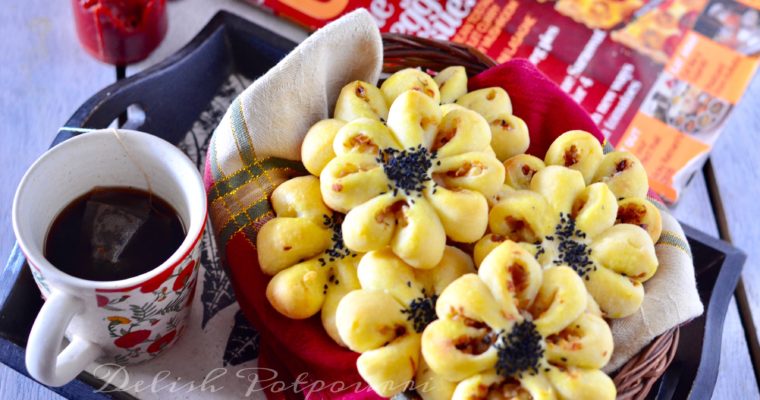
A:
[
  {"left": 411, "top": 85, "right": 436, "bottom": 98},
  {"left": 488, "top": 377, "right": 534, "bottom": 400},
  {"left": 616, "top": 203, "right": 647, "bottom": 228},
  {"left": 508, "top": 263, "right": 531, "bottom": 308},
  {"left": 446, "top": 161, "right": 486, "bottom": 178},
  {"left": 502, "top": 216, "right": 539, "bottom": 243},
  {"left": 380, "top": 324, "right": 409, "bottom": 347},
  {"left": 374, "top": 200, "right": 409, "bottom": 227},
  {"left": 345, "top": 133, "right": 379, "bottom": 153},
  {"left": 570, "top": 197, "right": 587, "bottom": 220},
  {"left": 334, "top": 162, "right": 377, "bottom": 178},
  {"left": 546, "top": 325, "right": 583, "bottom": 353},
  {"left": 528, "top": 289, "right": 554, "bottom": 321},
  {"left": 520, "top": 164, "right": 536, "bottom": 179},
  {"left": 355, "top": 83, "right": 369, "bottom": 100},
  {"left": 454, "top": 330, "right": 497, "bottom": 356},
  {"left": 563, "top": 145, "right": 580, "bottom": 167},
  {"left": 615, "top": 159, "right": 631, "bottom": 174},
  {"left": 431, "top": 123, "right": 457, "bottom": 151},
  {"left": 447, "top": 310, "right": 495, "bottom": 355}
]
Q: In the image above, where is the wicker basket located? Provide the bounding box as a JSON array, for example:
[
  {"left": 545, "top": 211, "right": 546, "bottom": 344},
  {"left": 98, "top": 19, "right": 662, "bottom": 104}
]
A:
[{"left": 381, "top": 33, "right": 680, "bottom": 400}]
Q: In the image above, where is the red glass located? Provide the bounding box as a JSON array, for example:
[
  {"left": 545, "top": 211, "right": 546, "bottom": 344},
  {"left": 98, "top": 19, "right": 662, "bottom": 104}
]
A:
[{"left": 72, "top": 0, "right": 168, "bottom": 65}]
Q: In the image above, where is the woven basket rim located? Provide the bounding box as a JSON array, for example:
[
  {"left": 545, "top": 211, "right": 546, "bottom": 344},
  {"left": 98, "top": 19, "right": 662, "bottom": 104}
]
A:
[{"left": 380, "top": 32, "right": 679, "bottom": 400}]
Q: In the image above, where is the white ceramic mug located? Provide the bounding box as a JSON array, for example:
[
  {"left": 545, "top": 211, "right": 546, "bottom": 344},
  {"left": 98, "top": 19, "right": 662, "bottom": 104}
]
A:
[{"left": 12, "top": 129, "right": 207, "bottom": 387}]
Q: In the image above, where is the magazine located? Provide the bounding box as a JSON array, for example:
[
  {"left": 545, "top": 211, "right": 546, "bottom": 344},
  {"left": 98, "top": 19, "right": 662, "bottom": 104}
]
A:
[{"left": 247, "top": 0, "right": 760, "bottom": 202}]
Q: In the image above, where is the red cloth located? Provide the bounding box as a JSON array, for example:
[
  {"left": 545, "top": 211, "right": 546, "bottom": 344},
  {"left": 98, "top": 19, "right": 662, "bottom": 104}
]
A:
[{"left": 223, "top": 60, "right": 604, "bottom": 399}]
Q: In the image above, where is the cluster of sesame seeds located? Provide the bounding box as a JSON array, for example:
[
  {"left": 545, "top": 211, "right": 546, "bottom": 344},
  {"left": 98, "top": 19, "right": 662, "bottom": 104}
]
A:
[
  {"left": 546, "top": 213, "right": 595, "bottom": 278},
  {"left": 317, "top": 214, "right": 357, "bottom": 267},
  {"left": 401, "top": 288, "right": 439, "bottom": 333},
  {"left": 494, "top": 320, "right": 544, "bottom": 379},
  {"left": 377, "top": 145, "right": 436, "bottom": 198},
  {"left": 322, "top": 274, "right": 342, "bottom": 295}
]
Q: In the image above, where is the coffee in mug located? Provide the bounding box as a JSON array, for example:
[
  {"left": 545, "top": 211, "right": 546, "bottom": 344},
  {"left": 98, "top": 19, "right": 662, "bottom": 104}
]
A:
[{"left": 45, "top": 187, "right": 185, "bottom": 282}]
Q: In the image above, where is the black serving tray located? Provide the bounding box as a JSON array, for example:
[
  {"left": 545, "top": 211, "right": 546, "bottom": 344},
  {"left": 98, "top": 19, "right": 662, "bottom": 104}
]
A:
[{"left": 0, "top": 11, "right": 745, "bottom": 400}]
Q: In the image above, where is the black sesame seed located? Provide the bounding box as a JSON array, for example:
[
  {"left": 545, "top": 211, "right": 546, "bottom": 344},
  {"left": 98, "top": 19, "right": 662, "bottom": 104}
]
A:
[
  {"left": 379, "top": 146, "right": 435, "bottom": 197},
  {"left": 401, "top": 294, "right": 438, "bottom": 333},
  {"left": 320, "top": 214, "right": 357, "bottom": 262},
  {"left": 544, "top": 213, "right": 595, "bottom": 277},
  {"left": 494, "top": 321, "right": 544, "bottom": 378}
]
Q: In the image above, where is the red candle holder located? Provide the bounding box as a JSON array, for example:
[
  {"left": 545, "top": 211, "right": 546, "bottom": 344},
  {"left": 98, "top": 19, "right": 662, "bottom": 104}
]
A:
[{"left": 72, "top": 0, "right": 168, "bottom": 66}]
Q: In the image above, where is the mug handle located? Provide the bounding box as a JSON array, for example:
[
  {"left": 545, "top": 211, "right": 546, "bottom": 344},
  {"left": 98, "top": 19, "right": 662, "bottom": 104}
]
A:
[{"left": 26, "top": 290, "right": 102, "bottom": 386}]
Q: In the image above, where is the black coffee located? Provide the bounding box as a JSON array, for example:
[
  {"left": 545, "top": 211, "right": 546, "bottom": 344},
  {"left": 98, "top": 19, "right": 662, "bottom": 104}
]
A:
[{"left": 44, "top": 187, "right": 185, "bottom": 281}]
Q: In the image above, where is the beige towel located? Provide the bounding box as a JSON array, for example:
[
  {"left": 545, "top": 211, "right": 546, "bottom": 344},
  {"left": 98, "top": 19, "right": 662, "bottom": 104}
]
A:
[
  {"left": 206, "top": 8, "right": 703, "bottom": 376},
  {"left": 210, "top": 9, "right": 382, "bottom": 178}
]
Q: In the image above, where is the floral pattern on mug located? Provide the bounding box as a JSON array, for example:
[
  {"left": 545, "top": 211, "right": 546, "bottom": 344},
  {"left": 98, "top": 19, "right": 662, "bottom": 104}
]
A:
[{"left": 92, "top": 253, "right": 201, "bottom": 364}]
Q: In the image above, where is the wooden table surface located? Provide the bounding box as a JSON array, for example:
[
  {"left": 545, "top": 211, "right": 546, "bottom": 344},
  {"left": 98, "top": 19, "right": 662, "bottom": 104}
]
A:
[{"left": 0, "top": 1, "right": 758, "bottom": 399}]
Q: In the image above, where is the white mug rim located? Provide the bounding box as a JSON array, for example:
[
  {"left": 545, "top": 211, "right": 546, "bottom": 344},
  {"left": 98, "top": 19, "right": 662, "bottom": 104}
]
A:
[{"left": 11, "top": 129, "right": 208, "bottom": 292}]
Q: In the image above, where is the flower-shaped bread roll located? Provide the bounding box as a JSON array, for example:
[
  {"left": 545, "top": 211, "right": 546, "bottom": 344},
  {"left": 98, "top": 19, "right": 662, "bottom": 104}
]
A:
[
  {"left": 455, "top": 86, "right": 530, "bottom": 161},
  {"left": 475, "top": 130, "right": 662, "bottom": 318},
  {"left": 313, "top": 74, "right": 505, "bottom": 269},
  {"left": 422, "top": 240, "right": 615, "bottom": 400},
  {"left": 381, "top": 66, "right": 529, "bottom": 161},
  {"left": 335, "top": 246, "right": 475, "bottom": 398},
  {"left": 256, "top": 176, "right": 360, "bottom": 345}
]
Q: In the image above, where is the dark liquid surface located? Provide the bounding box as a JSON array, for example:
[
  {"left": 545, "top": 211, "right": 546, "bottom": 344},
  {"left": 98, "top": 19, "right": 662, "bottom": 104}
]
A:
[{"left": 44, "top": 187, "right": 185, "bottom": 281}]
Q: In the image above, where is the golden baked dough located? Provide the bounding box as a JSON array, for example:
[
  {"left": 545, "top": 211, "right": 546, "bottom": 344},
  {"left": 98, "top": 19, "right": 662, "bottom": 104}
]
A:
[
  {"left": 329, "top": 67, "right": 529, "bottom": 162},
  {"left": 434, "top": 66, "right": 468, "bottom": 104},
  {"left": 381, "top": 68, "right": 441, "bottom": 105},
  {"left": 478, "top": 130, "right": 662, "bottom": 318},
  {"left": 503, "top": 154, "right": 546, "bottom": 191},
  {"left": 301, "top": 119, "right": 345, "bottom": 175},
  {"left": 456, "top": 87, "right": 530, "bottom": 161},
  {"left": 421, "top": 241, "right": 615, "bottom": 400},
  {"left": 256, "top": 176, "right": 361, "bottom": 345},
  {"left": 334, "top": 80, "right": 389, "bottom": 122},
  {"left": 335, "top": 246, "right": 475, "bottom": 397},
  {"left": 313, "top": 70, "right": 509, "bottom": 269}
]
